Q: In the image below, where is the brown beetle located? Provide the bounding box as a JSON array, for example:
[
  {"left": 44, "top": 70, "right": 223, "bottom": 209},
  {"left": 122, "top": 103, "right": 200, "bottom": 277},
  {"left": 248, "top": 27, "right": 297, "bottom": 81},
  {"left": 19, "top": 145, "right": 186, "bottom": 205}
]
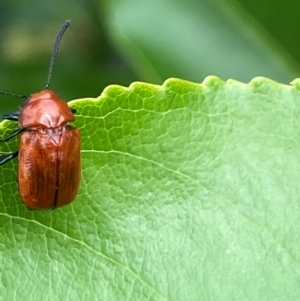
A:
[{"left": 0, "top": 21, "right": 80, "bottom": 209}]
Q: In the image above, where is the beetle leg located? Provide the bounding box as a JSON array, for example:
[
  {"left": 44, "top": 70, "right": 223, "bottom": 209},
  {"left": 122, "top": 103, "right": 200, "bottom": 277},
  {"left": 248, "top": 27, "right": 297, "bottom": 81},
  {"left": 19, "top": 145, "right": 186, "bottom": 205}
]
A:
[
  {"left": 0, "top": 151, "right": 18, "bottom": 165},
  {"left": 0, "top": 128, "right": 25, "bottom": 142},
  {"left": 70, "top": 108, "right": 76, "bottom": 114},
  {"left": 2, "top": 113, "right": 19, "bottom": 121}
]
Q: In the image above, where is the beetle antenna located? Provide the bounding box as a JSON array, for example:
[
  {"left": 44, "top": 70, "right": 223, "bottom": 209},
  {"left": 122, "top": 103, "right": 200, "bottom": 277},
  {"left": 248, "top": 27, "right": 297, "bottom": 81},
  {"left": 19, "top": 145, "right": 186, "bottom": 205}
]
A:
[
  {"left": 0, "top": 91, "right": 28, "bottom": 99},
  {"left": 44, "top": 20, "right": 71, "bottom": 90}
]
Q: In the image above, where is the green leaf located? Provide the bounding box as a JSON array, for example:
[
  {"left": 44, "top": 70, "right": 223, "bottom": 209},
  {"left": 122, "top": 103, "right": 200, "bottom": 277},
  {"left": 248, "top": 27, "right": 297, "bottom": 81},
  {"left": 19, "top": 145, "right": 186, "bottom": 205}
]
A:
[{"left": 1, "top": 77, "right": 300, "bottom": 300}]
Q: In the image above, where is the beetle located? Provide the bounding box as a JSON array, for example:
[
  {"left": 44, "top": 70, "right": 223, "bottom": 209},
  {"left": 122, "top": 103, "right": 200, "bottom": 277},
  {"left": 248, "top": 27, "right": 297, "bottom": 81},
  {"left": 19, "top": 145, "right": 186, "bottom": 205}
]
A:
[{"left": 0, "top": 20, "right": 80, "bottom": 209}]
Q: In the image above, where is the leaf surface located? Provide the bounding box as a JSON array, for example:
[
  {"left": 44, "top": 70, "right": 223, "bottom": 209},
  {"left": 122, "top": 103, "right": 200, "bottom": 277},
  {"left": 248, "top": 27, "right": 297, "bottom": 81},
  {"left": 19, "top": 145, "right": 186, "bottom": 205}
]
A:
[{"left": 0, "top": 77, "right": 300, "bottom": 300}]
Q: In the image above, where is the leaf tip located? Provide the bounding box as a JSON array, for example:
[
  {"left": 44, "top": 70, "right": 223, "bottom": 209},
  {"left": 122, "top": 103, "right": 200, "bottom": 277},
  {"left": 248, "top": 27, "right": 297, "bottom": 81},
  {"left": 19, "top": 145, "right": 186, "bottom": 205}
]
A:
[{"left": 202, "top": 76, "right": 225, "bottom": 87}]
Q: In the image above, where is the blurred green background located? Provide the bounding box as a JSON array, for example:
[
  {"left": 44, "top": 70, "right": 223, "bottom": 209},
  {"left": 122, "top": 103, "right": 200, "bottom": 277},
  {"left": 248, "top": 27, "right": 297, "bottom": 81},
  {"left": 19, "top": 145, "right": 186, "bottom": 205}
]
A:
[{"left": 0, "top": 0, "right": 299, "bottom": 115}]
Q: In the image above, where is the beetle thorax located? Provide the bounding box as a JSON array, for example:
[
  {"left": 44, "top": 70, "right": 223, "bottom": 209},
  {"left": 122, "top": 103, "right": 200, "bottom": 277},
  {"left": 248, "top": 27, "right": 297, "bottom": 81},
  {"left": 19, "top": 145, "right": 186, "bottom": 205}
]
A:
[{"left": 19, "top": 90, "right": 75, "bottom": 128}]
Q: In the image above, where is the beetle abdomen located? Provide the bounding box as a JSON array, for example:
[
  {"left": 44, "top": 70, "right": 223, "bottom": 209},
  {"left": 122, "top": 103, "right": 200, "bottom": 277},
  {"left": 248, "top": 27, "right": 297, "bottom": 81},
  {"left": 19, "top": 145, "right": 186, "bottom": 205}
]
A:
[
  {"left": 18, "top": 127, "right": 80, "bottom": 209},
  {"left": 56, "top": 127, "right": 81, "bottom": 207}
]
